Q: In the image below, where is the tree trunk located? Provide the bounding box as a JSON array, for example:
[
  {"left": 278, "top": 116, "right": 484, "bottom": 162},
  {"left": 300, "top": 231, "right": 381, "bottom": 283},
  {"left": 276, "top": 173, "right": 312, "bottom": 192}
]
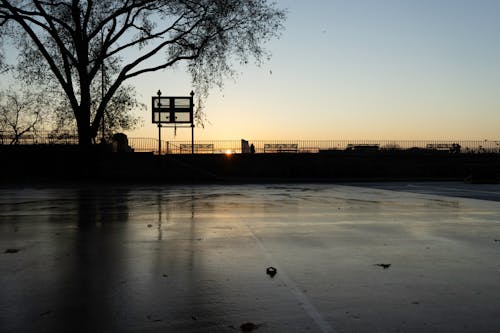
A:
[
  {"left": 75, "top": 106, "right": 93, "bottom": 147},
  {"left": 77, "top": 123, "right": 93, "bottom": 147}
]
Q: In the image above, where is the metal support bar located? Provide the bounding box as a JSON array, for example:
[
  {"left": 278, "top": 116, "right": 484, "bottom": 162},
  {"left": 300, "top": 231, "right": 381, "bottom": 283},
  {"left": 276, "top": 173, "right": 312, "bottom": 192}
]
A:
[
  {"left": 158, "top": 124, "right": 161, "bottom": 155},
  {"left": 191, "top": 124, "right": 194, "bottom": 154}
]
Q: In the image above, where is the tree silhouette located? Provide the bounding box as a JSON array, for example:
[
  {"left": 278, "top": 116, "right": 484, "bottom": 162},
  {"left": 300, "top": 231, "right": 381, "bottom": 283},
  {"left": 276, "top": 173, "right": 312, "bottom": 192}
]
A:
[
  {"left": 51, "top": 81, "right": 143, "bottom": 141},
  {"left": 0, "top": 33, "right": 7, "bottom": 74},
  {"left": 0, "top": 1, "right": 285, "bottom": 146},
  {"left": 0, "top": 90, "right": 44, "bottom": 144}
]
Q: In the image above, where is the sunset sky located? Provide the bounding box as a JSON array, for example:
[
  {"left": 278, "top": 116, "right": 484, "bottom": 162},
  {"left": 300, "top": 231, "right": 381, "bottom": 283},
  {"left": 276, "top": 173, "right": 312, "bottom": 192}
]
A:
[
  {"left": 129, "top": 0, "right": 500, "bottom": 141},
  {"left": 4, "top": 0, "right": 500, "bottom": 142}
]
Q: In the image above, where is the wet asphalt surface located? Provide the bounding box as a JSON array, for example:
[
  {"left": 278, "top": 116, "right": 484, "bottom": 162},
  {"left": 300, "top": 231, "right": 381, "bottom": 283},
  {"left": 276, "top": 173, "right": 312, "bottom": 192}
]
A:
[{"left": 1, "top": 183, "right": 500, "bottom": 332}]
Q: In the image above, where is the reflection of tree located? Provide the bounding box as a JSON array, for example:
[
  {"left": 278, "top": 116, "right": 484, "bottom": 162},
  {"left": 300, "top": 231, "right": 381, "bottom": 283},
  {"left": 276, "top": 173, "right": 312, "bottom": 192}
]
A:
[
  {"left": 71, "top": 188, "right": 131, "bottom": 331},
  {"left": 76, "top": 188, "right": 130, "bottom": 228}
]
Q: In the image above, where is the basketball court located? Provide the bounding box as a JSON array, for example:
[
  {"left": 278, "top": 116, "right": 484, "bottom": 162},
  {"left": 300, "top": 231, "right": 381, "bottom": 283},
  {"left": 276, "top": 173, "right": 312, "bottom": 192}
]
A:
[{"left": 1, "top": 182, "right": 500, "bottom": 332}]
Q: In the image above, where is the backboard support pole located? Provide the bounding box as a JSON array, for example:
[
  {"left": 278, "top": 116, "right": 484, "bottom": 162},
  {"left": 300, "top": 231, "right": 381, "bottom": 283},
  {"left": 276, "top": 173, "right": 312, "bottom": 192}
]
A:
[
  {"left": 158, "top": 124, "right": 162, "bottom": 155},
  {"left": 152, "top": 90, "right": 194, "bottom": 155},
  {"left": 191, "top": 124, "right": 194, "bottom": 154}
]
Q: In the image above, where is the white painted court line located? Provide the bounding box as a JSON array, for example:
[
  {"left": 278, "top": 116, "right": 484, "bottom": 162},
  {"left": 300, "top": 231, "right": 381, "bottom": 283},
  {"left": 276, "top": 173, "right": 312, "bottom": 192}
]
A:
[
  {"left": 405, "top": 184, "right": 500, "bottom": 197},
  {"left": 246, "top": 224, "right": 337, "bottom": 333}
]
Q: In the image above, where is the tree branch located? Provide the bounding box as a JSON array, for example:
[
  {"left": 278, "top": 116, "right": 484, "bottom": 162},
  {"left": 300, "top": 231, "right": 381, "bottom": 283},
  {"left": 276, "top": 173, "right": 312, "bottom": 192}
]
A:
[
  {"left": 2, "top": 2, "right": 79, "bottom": 111},
  {"left": 82, "top": 0, "right": 93, "bottom": 33},
  {"left": 105, "top": 13, "right": 188, "bottom": 61},
  {"left": 32, "top": 0, "right": 78, "bottom": 85}
]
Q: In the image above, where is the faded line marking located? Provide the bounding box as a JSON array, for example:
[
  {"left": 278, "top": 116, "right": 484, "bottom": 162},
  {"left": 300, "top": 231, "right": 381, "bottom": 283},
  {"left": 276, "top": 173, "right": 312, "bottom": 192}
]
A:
[
  {"left": 246, "top": 225, "right": 337, "bottom": 333},
  {"left": 407, "top": 184, "right": 500, "bottom": 195}
]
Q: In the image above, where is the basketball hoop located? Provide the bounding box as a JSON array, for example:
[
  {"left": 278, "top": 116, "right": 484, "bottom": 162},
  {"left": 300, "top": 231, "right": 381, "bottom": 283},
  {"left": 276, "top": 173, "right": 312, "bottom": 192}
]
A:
[{"left": 152, "top": 90, "right": 195, "bottom": 154}]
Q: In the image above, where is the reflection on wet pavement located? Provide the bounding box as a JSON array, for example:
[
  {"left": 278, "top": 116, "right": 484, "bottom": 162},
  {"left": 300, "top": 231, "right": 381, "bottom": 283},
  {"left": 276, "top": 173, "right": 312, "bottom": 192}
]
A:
[{"left": 1, "top": 183, "right": 500, "bottom": 332}]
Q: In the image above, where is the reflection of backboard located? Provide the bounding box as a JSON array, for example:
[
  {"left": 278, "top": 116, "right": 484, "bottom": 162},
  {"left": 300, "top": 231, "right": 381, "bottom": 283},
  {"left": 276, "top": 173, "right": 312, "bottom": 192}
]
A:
[{"left": 152, "top": 95, "right": 193, "bottom": 124}]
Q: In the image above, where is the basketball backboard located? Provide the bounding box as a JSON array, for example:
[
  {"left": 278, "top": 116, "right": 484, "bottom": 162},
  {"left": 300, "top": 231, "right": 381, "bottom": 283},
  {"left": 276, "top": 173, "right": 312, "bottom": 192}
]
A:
[{"left": 152, "top": 94, "right": 194, "bottom": 125}]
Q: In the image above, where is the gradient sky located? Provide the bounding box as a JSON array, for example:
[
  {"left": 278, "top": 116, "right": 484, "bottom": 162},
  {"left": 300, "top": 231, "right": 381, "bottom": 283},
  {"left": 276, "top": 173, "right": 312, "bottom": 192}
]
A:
[
  {"left": 6, "top": 0, "right": 500, "bottom": 141},
  {"left": 129, "top": 0, "right": 500, "bottom": 141}
]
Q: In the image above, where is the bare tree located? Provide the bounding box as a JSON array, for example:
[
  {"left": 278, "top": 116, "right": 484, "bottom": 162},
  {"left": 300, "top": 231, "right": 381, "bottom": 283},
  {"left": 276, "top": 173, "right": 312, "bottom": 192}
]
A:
[
  {"left": 0, "top": 1, "right": 286, "bottom": 146},
  {"left": 0, "top": 90, "right": 43, "bottom": 144}
]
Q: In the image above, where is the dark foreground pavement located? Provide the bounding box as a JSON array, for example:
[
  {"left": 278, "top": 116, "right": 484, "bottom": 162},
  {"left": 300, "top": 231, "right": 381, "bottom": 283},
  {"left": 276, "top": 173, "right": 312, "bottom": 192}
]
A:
[{"left": 1, "top": 183, "right": 500, "bottom": 332}]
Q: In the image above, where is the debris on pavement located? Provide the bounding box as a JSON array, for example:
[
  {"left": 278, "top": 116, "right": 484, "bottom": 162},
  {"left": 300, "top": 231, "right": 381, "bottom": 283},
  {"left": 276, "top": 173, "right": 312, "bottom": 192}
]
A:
[
  {"left": 240, "top": 322, "right": 261, "bottom": 331},
  {"left": 266, "top": 266, "right": 277, "bottom": 277}
]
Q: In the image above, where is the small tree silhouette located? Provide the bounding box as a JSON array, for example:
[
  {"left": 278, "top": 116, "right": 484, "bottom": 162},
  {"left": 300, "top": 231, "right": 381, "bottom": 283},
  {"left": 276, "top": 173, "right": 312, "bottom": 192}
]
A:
[{"left": 0, "top": 90, "right": 44, "bottom": 145}]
